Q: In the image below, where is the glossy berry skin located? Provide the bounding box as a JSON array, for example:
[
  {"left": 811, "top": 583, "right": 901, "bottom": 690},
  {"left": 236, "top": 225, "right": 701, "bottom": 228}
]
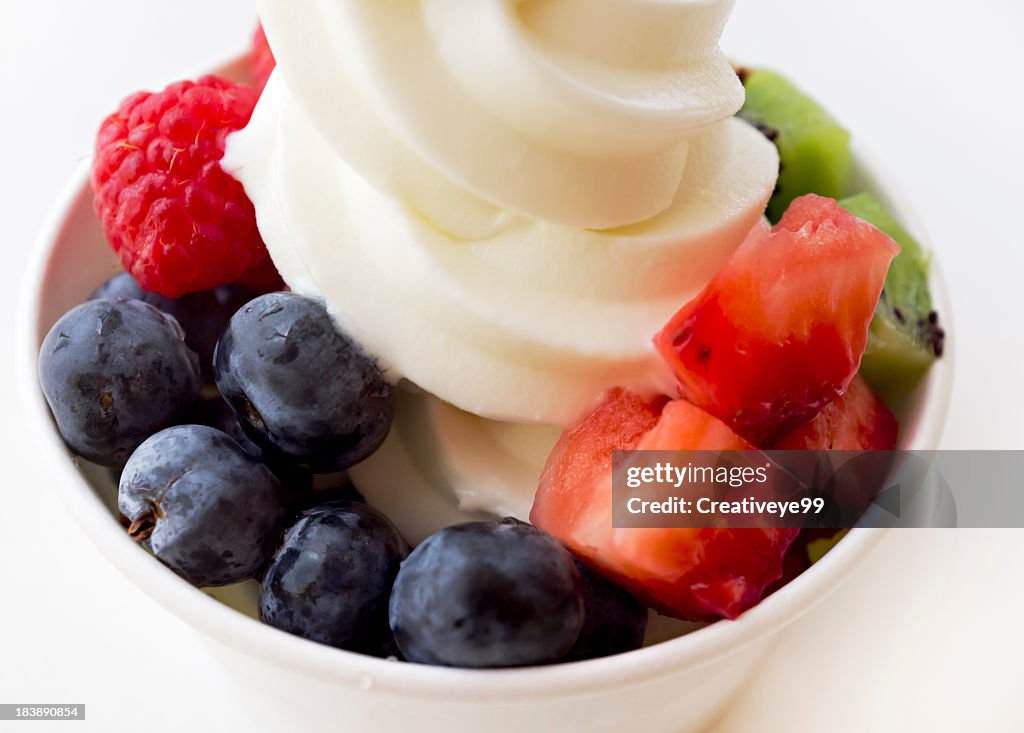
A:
[
  {"left": 91, "top": 272, "right": 254, "bottom": 378},
  {"left": 190, "top": 395, "right": 314, "bottom": 499},
  {"left": 654, "top": 195, "right": 899, "bottom": 445},
  {"left": 118, "top": 425, "right": 287, "bottom": 586},
  {"left": 190, "top": 395, "right": 266, "bottom": 459},
  {"left": 91, "top": 75, "right": 270, "bottom": 297},
  {"left": 38, "top": 297, "right": 201, "bottom": 467},
  {"left": 214, "top": 293, "right": 396, "bottom": 472},
  {"left": 259, "top": 502, "right": 408, "bottom": 653},
  {"left": 562, "top": 560, "right": 648, "bottom": 662},
  {"left": 389, "top": 519, "right": 585, "bottom": 668}
]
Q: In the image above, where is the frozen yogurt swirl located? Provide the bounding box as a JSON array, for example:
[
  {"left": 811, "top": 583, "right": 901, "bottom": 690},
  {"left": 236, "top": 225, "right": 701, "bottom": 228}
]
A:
[{"left": 224, "top": 0, "right": 778, "bottom": 428}]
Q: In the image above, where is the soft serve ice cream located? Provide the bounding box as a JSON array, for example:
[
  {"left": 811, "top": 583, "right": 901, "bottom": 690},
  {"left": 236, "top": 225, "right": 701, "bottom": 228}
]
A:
[{"left": 223, "top": 0, "right": 779, "bottom": 540}]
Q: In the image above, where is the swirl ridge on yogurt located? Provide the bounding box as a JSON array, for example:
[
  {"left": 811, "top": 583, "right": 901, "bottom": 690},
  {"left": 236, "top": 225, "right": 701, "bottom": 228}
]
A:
[{"left": 223, "top": 0, "right": 778, "bottom": 429}]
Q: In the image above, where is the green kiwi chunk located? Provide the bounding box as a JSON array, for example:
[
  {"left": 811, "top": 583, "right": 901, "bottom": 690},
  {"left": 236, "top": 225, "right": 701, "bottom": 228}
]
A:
[
  {"left": 840, "top": 193, "right": 944, "bottom": 401},
  {"left": 739, "top": 69, "right": 852, "bottom": 222}
]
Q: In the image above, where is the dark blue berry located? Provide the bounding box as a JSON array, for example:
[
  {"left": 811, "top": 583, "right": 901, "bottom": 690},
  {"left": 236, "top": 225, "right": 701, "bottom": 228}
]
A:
[
  {"left": 259, "top": 501, "right": 408, "bottom": 652},
  {"left": 118, "top": 425, "right": 287, "bottom": 586},
  {"left": 561, "top": 560, "right": 648, "bottom": 662},
  {"left": 213, "top": 293, "right": 396, "bottom": 472},
  {"left": 91, "top": 273, "right": 253, "bottom": 380},
  {"left": 190, "top": 395, "right": 316, "bottom": 500},
  {"left": 389, "top": 519, "right": 584, "bottom": 668},
  {"left": 190, "top": 395, "right": 265, "bottom": 458},
  {"left": 38, "top": 297, "right": 201, "bottom": 467}
]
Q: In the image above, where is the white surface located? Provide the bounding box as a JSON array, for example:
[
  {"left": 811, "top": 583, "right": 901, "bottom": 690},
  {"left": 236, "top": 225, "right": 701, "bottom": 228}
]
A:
[{"left": 1, "top": 1, "right": 1022, "bottom": 731}]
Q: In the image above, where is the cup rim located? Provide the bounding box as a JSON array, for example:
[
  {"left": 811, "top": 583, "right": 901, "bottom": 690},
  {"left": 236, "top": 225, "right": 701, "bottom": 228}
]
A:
[{"left": 16, "top": 103, "right": 954, "bottom": 705}]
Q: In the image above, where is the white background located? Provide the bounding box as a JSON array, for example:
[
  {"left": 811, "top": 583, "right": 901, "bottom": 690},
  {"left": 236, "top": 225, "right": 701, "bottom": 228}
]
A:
[{"left": 2, "top": 1, "right": 1023, "bottom": 731}]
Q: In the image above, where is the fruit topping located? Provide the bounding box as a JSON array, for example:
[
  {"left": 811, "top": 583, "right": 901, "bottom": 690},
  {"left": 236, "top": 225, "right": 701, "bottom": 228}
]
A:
[
  {"left": 531, "top": 389, "right": 798, "bottom": 621},
  {"left": 839, "top": 193, "right": 945, "bottom": 400},
  {"left": 562, "top": 559, "right": 648, "bottom": 662},
  {"left": 92, "top": 75, "right": 273, "bottom": 297},
  {"left": 389, "top": 519, "right": 585, "bottom": 668},
  {"left": 118, "top": 425, "right": 287, "bottom": 586},
  {"left": 655, "top": 195, "right": 899, "bottom": 446},
  {"left": 772, "top": 375, "right": 898, "bottom": 450},
  {"left": 213, "top": 292, "right": 396, "bottom": 472},
  {"left": 738, "top": 69, "right": 852, "bottom": 222},
  {"left": 260, "top": 501, "right": 408, "bottom": 653},
  {"left": 189, "top": 395, "right": 314, "bottom": 499},
  {"left": 90, "top": 272, "right": 254, "bottom": 380},
  {"left": 38, "top": 298, "right": 201, "bottom": 467}
]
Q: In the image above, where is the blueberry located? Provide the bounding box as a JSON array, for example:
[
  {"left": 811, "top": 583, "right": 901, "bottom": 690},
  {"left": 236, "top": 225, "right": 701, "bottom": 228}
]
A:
[
  {"left": 38, "top": 297, "right": 201, "bottom": 467},
  {"left": 190, "top": 395, "right": 316, "bottom": 500},
  {"left": 191, "top": 398, "right": 367, "bottom": 512},
  {"left": 259, "top": 501, "right": 408, "bottom": 653},
  {"left": 190, "top": 395, "right": 265, "bottom": 458},
  {"left": 561, "top": 560, "right": 648, "bottom": 662},
  {"left": 91, "top": 272, "right": 253, "bottom": 379},
  {"left": 389, "top": 519, "right": 585, "bottom": 668},
  {"left": 213, "top": 292, "right": 396, "bottom": 472},
  {"left": 118, "top": 425, "right": 287, "bottom": 586}
]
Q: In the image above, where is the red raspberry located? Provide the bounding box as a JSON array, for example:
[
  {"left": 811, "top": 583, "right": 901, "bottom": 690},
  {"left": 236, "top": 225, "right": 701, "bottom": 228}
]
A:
[
  {"left": 251, "top": 23, "right": 277, "bottom": 93},
  {"left": 92, "top": 75, "right": 275, "bottom": 298}
]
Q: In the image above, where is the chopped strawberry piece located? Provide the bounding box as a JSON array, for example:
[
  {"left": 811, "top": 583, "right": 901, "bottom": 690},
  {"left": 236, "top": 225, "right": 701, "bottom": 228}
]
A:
[
  {"left": 773, "top": 376, "right": 898, "bottom": 450},
  {"left": 655, "top": 195, "right": 899, "bottom": 445},
  {"left": 531, "top": 391, "right": 797, "bottom": 621},
  {"left": 531, "top": 388, "right": 664, "bottom": 547}
]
